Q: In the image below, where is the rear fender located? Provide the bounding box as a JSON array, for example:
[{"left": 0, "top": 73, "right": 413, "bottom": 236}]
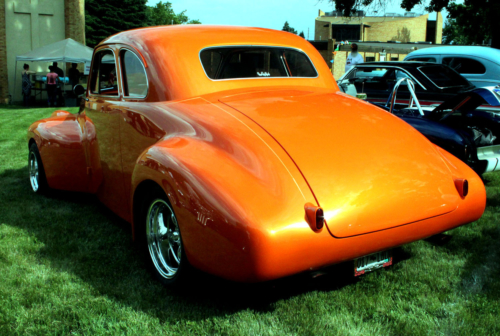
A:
[{"left": 130, "top": 136, "right": 318, "bottom": 281}]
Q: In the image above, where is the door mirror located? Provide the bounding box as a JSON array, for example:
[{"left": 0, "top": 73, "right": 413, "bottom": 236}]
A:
[{"left": 73, "top": 84, "right": 86, "bottom": 96}]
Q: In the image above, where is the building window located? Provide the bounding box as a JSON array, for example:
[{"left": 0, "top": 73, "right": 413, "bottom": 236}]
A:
[
  {"left": 366, "top": 57, "right": 376, "bottom": 62},
  {"left": 332, "top": 25, "right": 361, "bottom": 41}
]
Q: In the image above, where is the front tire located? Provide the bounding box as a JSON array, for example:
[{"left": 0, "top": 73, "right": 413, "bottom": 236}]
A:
[
  {"left": 28, "top": 143, "right": 49, "bottom": 194},
  {"left": 140, "top": 188, "right": 188, "bottom": 286}
]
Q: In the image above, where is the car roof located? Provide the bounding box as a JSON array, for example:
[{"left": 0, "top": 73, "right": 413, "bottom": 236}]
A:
[
  {"left": 360, "top": 61, "right": 440, "bottom": 67},
  {"left": 95, "top": 25, "right": 337, "bottom": 101},
  {"left": 406, "top": 46, "right": 500, "bottom": 64}
]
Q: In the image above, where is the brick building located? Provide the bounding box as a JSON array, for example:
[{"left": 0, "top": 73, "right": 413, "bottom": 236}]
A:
[
  {"left": 0, "top": 0, "right": 85, "bottom": 103},
  {"left": 312, "top": 10, "right": 443, "bottom": 79},
  {"left": 315, "top": 10, "right": 443, "bottom": 44}
]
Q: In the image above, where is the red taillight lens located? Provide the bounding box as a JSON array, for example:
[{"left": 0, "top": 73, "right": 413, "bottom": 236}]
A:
[
  {"left": 316, "top": 207, "right": 324, "bottom": 230},
  {"left": 454, "top": 178, "right": 469, "bottom": 198},
  {"left": 305, "top": 203, "right": 324, "bottom": 232}
]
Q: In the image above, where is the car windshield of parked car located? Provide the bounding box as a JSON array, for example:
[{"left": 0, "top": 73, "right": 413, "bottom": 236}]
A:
[
  {"left": 200, "top": 47, "right": 317, "bottom": 80},
  {"left": 418, "top": 65, "right": 472, "bottom": 89}
]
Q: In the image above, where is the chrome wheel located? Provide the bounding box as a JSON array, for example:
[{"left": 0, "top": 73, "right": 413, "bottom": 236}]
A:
[
  {"left": 29, "top": 151, "right": 39, "bottom": 192},
  {"left": 146, "top": 199, "right": 182, "bottom": 280}
]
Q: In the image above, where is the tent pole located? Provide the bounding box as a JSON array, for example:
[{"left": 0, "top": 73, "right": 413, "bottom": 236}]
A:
[{"left": 13, "top": 59, "right": 18, "bottom": 105}]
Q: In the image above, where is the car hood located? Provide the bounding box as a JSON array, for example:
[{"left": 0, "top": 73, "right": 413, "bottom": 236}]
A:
[
  {"left": 432, "top": 87, "right": 500, "bottom": 113},
  {"left": 220, "top": 89, "right": 461, "bottom": 238}
]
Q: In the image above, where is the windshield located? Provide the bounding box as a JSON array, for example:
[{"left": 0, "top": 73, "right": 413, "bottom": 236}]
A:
[
  {"left": 200, "top": 47, "right": 317, "bottom": 80},
  {"left": 418, "top": 65, "right": 472, "bottom": 89}
]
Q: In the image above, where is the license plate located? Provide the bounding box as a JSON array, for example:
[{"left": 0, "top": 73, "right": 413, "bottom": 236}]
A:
[{"left": 354, "top": 250, "right": 392, "bottom": 276}]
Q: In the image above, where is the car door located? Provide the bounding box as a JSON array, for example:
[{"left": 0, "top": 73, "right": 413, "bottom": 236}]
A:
[
  {"left": 84, "top": 47, "right": 130, "bottom": 221},
  {"left": 115, "top": 47, "right": 166, "bottom": 202}
]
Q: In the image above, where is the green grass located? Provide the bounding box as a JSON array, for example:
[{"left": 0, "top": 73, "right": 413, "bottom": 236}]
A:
[{"left": 0, "top": 105, "right": 499, "bottom": 335}]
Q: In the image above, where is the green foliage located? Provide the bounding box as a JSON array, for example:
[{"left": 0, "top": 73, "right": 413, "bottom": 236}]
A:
[
  {"left": 329, "top": 0, "right": 499, "bottom": 48},
  {"left": 299, "top": 31, "right": 306, "bottom": 38},
  {"left": 85, "top": 0, "right": 200, "bottom": 47},
  {"left": 1, "top": 105, "right": 500, "bottom": 334},
  {"left": 145, "top": 1, "right": 201, "bottom": 26},
  {"left": 443, "top": 3, "right": 491, "bottom": 45},
  {"left": 282, "top": 21, "right": 298, "bottom": 34},
  {"left": 85, "top": 0, "right": 148, "bottom": 47}
]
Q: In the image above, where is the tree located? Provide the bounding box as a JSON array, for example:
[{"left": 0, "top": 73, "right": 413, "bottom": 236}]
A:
[
  {"left": 327, "top": 0, "right": 499, "bottom": 49},
  {"left": 85, "top": 0, "right": 148, "bottom": 47},
  {"left": 299, "top": 31, "right": 306, "bottom": 38},
  {"left": 282, "top": 21, "right": 298, "bottom": 34},
  {"left": 146, "top": 1, "right": 201, "bottom": 26},
  {"left": 442, "top": 2, "right": 491, "bottom": 45}
]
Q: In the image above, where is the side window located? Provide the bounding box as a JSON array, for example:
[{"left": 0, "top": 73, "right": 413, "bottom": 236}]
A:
[
  {"left": 121, "top": 50, "right": 148, "bottom": 98},
  {"left": 408, "top": 57, "right": 437, "bottom": 63},
  {"left": 90, "top": 49, "right": 118, "bottom": 96},
  {"left": 443, "top": 57, "right": 486, "bottom": 74}
]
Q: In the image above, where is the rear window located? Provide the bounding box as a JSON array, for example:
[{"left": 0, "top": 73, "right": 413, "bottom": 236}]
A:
[
  {"left": 200, "top": 47, "right": 317, "bottom": 80},
  {"left": 418, "top": 65, "right": 471, "bottom": 88}
]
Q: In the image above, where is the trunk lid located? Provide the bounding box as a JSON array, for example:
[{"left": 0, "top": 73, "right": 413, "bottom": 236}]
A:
[{"left": 220, "top": 89, "right": 460, "bottom": 238}]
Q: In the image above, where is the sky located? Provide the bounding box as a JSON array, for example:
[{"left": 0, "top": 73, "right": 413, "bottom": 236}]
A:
[{"left": 146, "top": 0, "right": 442, "bottom": 40}]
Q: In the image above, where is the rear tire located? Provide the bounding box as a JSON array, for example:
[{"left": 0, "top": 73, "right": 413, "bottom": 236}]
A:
[
  {"left": 28, "top": 143, "right": 49, "bottom": 194},
  {"left": 138, "top": 186, "right": 189, "bottom": 287}
]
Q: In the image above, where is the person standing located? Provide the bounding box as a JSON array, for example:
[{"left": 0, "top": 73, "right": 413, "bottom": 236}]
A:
[
  {"left": 46, "top": 66, "right": 59, "bottom": 107},
  {"left": 68, "top": 63, "right": 80, "bottom": 88},
  {"left": 345, "top": 43, "right": 364, "bottom": 73},
  {"left": 52, "top": 62, "right": 64, "bottom": 106},
  {"left": 21, "top": 64, "right": 35, "bottom": 107}
]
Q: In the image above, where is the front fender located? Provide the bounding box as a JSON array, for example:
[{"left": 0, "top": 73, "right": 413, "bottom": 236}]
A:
[{"left": 27, "top": 110, "right": 90, "bottom": 192}]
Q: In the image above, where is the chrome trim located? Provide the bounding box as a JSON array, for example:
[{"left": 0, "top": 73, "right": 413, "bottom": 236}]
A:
[
  {"left": 349, "top": 65, "right": 427, "bottom": 91},
  {"left": 88, "top": 47, "right": 121, "bottom": 98},
  {"left": 388, "top": 77, "right": 424, "bottom": 116},
  {"left": 119, "top": 47, "right": 149, "bottom": 100},
  {"left": 146, "top": 199, "right": 182, "bottom": 280},
  {"left": 29, "top": 151, "right": 39, "bottom": 192},
  {"left": 198, "top": 45, "right": 319, "bottom": 81}
]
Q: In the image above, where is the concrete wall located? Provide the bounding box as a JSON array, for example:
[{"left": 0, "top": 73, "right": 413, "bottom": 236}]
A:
[
  {"left": 435, "top": 12, "right": 443, "bottom": 44},
  {"left": 366, "top": 15, "right": 428, "bottom": 43},
  {"left": 315, "top": 19, "right": 331, "bottom": 40},
  {"left": 6, "top": 0, "right": 66, "bottom": 103}
]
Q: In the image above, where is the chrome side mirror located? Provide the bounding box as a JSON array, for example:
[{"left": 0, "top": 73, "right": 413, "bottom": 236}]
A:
[{"left": 73, "top": 84, "right": 85, "bottom": 96}]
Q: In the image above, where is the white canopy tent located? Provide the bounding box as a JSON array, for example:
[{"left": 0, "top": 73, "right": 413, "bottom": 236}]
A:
[
  {"left": 16, "top": 38, "right": 93, "bottom": 63},
  {"left": 14, "top": 38, "right": 93, "bottom": 102}
]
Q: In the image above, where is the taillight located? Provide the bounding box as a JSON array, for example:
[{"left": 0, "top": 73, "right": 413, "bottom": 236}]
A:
[
  {"left": 305, "top": 203, "right": 324, "bottom": 232},
  {"left": 454, "top": 178, "right": 469, "bottom": 198}
]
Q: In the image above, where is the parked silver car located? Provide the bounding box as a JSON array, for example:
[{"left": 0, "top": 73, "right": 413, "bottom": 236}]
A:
[{"left": 404, "top": 46, "right": 500, "bottom": 88}]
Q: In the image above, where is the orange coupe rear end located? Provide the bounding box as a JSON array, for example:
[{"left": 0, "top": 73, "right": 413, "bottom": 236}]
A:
[{"left": 27, "top": 26, "right": 485, "bottom": 285}]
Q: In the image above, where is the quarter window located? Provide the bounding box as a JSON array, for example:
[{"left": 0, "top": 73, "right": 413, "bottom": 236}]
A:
[
  {"left": 90, "top": 49, "right": 118, "bottom": 96},
  {"left": 408, "top": 57, "right": 437, "bottom": 63},
  {"left": 121, "top": 50, "right": 148, "bottom": 98},
  {"left": 442, "top": 57, "right": 486, "bottom": 74}
]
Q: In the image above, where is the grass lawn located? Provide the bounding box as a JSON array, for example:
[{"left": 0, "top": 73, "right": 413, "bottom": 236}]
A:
[{"left": 0, "top": 105, "right": 499, "bottom": 335}]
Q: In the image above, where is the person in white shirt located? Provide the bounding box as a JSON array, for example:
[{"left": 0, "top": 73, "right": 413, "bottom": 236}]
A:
[{"left": 345, "top": 43, "right": 364, "bottom": 73}]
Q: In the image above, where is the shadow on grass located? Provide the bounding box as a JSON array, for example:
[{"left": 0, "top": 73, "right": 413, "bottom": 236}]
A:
[{"left": 1, "top": 166, "right": 368, "bottom": 323}]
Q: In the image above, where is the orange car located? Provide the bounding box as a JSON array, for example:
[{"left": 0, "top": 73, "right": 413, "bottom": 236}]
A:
[{"left": 27, "top": 26, "right": 486, "bottom": 285}]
